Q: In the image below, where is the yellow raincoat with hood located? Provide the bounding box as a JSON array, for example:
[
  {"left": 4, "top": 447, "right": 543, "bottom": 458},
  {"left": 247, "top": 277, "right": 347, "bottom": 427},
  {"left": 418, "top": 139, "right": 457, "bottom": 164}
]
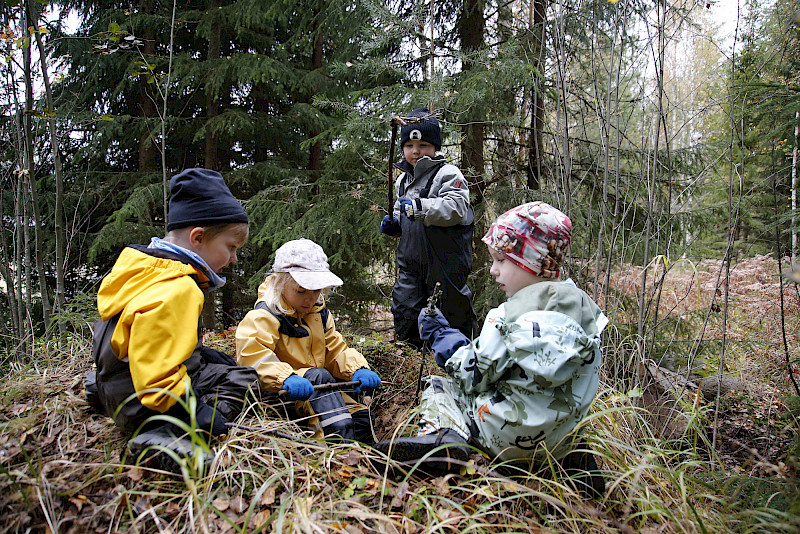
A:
[{"left": 235, "top": 278, "right": 369, "bottom": 392}]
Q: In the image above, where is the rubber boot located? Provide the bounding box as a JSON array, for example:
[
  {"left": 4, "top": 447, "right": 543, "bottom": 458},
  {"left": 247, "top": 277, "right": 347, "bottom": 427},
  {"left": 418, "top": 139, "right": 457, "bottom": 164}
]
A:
[
  {"left": 374, "top": 428, "right": 469, "bottom": 473},
  {"left": 560, "top": 447, "right": 606, "bottom": 500},
  {"left": 126, "top": 425, "right": 213, "bottom": 475},
  {"left": 84, "top": 371, "right": 102, "bottom": 413}
]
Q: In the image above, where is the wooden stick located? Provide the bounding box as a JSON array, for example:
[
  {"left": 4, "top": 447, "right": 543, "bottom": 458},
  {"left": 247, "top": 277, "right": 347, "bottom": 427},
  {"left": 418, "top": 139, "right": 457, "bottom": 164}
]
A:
[
  {"left": 388, "top": 119, "right": 399, "bottom": 214},
  {"left": 416, "top": 282, "right": 443, "bottom": 399}
]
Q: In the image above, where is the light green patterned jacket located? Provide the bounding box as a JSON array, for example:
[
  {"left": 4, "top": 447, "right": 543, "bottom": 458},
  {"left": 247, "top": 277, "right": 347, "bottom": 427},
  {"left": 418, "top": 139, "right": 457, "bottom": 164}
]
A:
[{"left": 444, "top": 279, "right": 608, "bottom": 461}]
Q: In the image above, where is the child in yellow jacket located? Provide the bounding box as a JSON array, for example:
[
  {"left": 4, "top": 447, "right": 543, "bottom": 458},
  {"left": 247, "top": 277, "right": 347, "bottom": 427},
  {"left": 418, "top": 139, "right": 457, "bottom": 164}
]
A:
[
  {"left": 235, "top": 239, "right": 380, "bottom": 443},
  {"left": 90, "top": 168, "right": 260, "bottom": 471}
]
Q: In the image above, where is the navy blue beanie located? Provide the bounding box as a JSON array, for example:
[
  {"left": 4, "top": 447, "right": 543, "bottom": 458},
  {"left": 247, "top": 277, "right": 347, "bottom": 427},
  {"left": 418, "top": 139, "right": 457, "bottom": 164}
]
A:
[
  {"left": 166, "top": 168, "right": 249, "bottom": 231},
  {"left": 399, "top": 108, "right": 442, "bottom": 150}
]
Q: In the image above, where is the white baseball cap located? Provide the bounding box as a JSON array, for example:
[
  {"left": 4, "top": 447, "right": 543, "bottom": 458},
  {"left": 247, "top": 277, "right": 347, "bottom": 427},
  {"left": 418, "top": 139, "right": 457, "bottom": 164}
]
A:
[{"left": 272, "top": 239, "right": 343, "bottom": 290}]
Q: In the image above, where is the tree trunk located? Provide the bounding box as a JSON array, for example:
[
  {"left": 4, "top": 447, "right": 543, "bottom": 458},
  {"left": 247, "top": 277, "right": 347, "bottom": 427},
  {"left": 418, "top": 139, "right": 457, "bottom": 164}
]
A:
[
  {"left": 202, "top": 0, "right": 223, "bottom": 331},
  {"left": 526, "top": 0, "right": 548, "bottom": 190},
  {"left": 138, "top": 0, "right": 158, "bottom": 172},
  {"left": 21, "top": 7, "right": 51, "bottom": 330},
  {"left": 29, "top": 1, "right": 67, "bottom": 334},
  {"left": 309, "top": 0, "right": 324, "bottom": 186},
  {"left": 792, "top": 111, "right": 798, "bottom": 262},
  {"left": 459, "top": 0, "right": 485, "bottom": 199}
]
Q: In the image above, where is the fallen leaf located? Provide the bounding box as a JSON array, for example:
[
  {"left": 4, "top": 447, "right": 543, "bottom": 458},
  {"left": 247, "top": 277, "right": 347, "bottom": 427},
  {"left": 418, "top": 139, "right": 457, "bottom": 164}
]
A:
[
  {"left": 229, "top": 496, "right": 246, "bottom": 514},
  {"left": 69, "top": 495, "right": 89, "bottom": 512},
  {"left": 261, "top": 487, "right": 275, "bottom": 506},
  {"left": 337, "top": 466, "right": 357, "bottom": 480},
  {"left": 342, "top": 452, "right": 360, "bottom": 466},
  {"left": 213, "top": 497, "right": 230, "bottom": 512},
  {"left": 393, "top": 481, "right": 409, "bottom": 500},
  {"left": 252, "top": 510, "right": 270, "bottom": 528},
  {"left": 125, "top": 468, "right": 143, "bottom": 482},
  {"left": 10, "top": 403, "right": 30, "bottom": 416}
]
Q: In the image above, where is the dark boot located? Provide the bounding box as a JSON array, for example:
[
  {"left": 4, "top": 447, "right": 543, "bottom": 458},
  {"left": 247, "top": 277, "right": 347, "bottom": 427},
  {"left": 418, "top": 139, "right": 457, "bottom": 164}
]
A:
[
  {"left": 374, "top": 428, "right": 469, "bottom": 473},
  {"left": 126, "top": 425, "right": 213, "bottom": 474},
  {"left": 560, "top": 447, "right": 605, "bottom": 500},
  {"left": 84, "top": 371, "right": 103, "bottom": 413}
]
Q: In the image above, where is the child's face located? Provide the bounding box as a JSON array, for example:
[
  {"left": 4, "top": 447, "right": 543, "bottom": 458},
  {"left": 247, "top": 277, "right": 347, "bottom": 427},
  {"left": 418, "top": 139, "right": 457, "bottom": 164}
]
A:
[
  {"left": 488, "top": 246, "right": 540, "bottom": 298},
  {"left": 403, "top": 140, "right": 436, "bottom": 167},
  {"left": 282, "top": 279, "right": 323, "bottom": 314},
  {"left": 192, "top": 225, "right": 249, "bottom": 273}
]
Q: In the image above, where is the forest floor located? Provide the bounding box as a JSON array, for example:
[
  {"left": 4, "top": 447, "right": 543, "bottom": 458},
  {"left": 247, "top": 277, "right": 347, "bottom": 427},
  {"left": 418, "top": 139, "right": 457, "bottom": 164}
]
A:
[{"left": 0, "top": 254, "right": 798, "bottom": 533}]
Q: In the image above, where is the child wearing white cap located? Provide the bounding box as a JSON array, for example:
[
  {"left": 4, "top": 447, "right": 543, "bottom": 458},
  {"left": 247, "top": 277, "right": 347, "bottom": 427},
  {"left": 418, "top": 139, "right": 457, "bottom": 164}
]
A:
[{"left": 235, "top": 239, "right": 380, "bottom": 443}]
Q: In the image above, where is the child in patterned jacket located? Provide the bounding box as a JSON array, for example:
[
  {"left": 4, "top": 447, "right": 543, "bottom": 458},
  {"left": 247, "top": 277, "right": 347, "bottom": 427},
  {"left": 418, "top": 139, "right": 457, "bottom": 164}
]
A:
[{"left": 376, "top": 201, "right": 608, "bottom": 497}]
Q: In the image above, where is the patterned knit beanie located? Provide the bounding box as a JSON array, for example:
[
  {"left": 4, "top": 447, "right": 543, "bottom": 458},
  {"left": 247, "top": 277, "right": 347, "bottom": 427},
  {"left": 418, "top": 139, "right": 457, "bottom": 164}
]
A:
[
  {"left": 167, "top": 168, "right": 249, "bottom": 231},
  {"left": 399, "top": 108, "right": 442, "bottom": 150},
  {"left": 482, "top": 201, "right": 572, "bottom": 279}
]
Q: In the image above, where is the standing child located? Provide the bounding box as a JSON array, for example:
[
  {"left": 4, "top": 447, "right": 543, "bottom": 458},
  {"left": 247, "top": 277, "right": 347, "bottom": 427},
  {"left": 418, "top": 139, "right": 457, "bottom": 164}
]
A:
[
  {"left": 90, "top": 168, "right": 260, "bottom": 469},
  {"left": 376, "top": 202, "right": 608, "bottom": 496},
  {"left": 380, "top": 107, "right": 477, "bottom": 349},
  {"left": 235, "top": 239, "right": 381, "bottom": 443}
]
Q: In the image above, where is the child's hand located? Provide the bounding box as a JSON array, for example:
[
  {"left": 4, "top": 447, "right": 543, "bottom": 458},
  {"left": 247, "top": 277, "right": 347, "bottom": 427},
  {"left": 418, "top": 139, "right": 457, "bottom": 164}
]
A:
[
  {"left": 418, "top": 307, "right": 450, "bottom": 341},
  {"left": 398, "top": 198, "right": 416, "bottom": 220},
  {"left": 282, "top": 374, "right": 315, "bottom": 400},
  {"left": 196, "top": 402, "right": 230, "bottom": 436},
  {"left": 380, "top": 215, "right": 402, "bottom": 236},
  {"left": 352, "top": 368, "right": 381, "bottom": 392}
]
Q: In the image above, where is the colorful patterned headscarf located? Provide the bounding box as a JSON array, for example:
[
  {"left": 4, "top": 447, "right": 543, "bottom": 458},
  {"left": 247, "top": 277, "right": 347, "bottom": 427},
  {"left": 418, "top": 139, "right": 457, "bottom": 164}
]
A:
[{"left": 482, "top": 201, "right": 572, "bottom": 279}]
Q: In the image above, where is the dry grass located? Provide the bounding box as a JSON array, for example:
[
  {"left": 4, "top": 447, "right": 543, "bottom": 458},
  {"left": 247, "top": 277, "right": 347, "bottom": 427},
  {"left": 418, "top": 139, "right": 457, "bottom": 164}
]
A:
[{"left": 0, "top": 255, "right": 798, "bottom": 533}]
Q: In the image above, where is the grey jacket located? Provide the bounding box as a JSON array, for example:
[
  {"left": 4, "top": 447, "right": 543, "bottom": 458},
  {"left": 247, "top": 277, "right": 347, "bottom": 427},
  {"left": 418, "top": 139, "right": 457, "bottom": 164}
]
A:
[{"left": 393, "top": 156, "right": 474, "bottom": 227}]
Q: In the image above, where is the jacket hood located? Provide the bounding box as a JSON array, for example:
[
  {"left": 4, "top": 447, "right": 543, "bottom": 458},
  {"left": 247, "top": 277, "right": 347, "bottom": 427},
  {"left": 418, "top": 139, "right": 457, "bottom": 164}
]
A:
[
  {"left": 505, "top": 279, "right": 607, "bottom": 338},
  {"left": 97, "top": 245, "right": 207, "bottom": 320}
]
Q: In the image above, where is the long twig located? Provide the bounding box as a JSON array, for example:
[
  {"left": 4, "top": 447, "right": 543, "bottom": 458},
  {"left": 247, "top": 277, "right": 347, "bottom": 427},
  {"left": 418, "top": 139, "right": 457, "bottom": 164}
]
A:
[{"left": 771, "top": 146, "right": 800, "bottom": 396}]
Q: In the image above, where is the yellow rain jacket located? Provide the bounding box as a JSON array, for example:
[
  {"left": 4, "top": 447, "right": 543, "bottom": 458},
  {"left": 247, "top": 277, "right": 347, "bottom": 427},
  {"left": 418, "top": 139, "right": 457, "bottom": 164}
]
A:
[
  {"left": 235, "top": 279, "right": 369, "bottom": 393},
  {"left": 96, "top": 245, "right": 208, "bottom": 415}
]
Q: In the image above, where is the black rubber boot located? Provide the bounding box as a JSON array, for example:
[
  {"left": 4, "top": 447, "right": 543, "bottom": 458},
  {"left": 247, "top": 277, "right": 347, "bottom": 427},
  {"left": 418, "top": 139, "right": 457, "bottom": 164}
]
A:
[
  {"left": 560, "top": 447, "right": 606, "bottom": 500},
  {"left": 126, "top": 425, "right": 213, "bottom": 474},
  {"left": 84, "top": 371, "right": 103, "bottom": 413},
  {"left": 374, "top": 428, "right": 469, "bottom": 473}
]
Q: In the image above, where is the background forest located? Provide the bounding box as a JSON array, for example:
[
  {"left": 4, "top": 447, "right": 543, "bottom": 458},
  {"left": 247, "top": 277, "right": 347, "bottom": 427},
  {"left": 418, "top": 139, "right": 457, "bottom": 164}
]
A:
[
  {"left": 1, "top": 0, "right": 800, "bottom": 532},
  {"left": 1, "top": 0, "right": 798, "bottom": 350}
]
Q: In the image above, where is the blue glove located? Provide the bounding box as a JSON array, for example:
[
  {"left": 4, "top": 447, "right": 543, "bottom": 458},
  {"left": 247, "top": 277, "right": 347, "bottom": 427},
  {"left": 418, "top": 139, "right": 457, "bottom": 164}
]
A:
[
  {"left": 352, "top": 368, "right": 381, "bottom": 392},
  {"left": 380, "top": 215, "right": 401, "bottom": 236},
  {"left": 282, "top": 374, "right": 315, "bottom": 400},
  {"left": 418, "top": 307, "right": 471, "bottom": 368},
  {"left": 418, "top": 307, "right": 450, "bottom": 342},
  {"left": 398, "top": 197, "right": 416, "bottom": 220}
]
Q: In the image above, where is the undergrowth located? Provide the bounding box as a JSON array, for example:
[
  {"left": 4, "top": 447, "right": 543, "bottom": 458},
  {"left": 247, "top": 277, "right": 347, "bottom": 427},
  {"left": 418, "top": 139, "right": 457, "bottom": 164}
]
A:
[
  {"left": 0, "top": 254, "right": 798, "bottom": 532},
  {"left": 0, "top": 336, "right": 796, "bottom": 533}
]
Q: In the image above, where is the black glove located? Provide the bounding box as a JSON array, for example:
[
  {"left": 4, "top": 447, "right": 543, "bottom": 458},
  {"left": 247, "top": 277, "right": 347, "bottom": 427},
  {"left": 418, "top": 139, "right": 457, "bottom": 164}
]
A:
[
  {"left": 200, "top": 346, "right": 238, "bottom": 366},
  {"left": 195, "top": 401, "right": 229, "bottom": 436}
]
